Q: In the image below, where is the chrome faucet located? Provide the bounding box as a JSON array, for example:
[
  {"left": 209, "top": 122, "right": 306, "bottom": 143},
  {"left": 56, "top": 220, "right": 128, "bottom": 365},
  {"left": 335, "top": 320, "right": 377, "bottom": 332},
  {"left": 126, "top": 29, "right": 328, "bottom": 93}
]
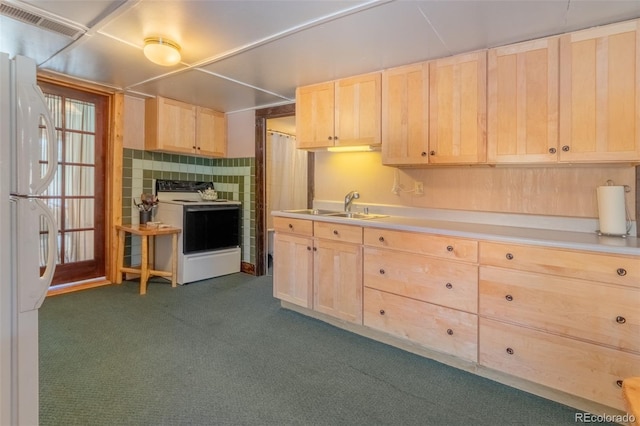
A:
[{"left": 344, "top": 190, "right": 360, "bottom": 212}]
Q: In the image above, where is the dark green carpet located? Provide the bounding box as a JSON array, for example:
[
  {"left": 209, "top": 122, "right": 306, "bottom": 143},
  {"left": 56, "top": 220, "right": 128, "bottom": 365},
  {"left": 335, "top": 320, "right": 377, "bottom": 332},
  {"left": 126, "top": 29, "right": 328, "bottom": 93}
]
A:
[{"left": 39, "top": 273, "right": 607, "bottom": 425}]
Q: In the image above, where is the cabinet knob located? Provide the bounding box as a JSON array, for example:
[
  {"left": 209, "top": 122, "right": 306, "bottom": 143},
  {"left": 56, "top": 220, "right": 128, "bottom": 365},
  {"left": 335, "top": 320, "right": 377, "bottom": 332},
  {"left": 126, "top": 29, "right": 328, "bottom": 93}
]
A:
[
  {"left": 446, "top": 328, "right": 453, "bottom": 336},
  {"left": 446, "top": 245, "right": 454, "bottom": 252},
  {"left": 562, "top": 145, "right": 570, "bottom": 152},
  {"left": 506, "top": 347, "right": 514, "bottom": 355},
  {"left": 445, "top": 283, "right": 453, "bottom": 289},
  {"left": 505, "top": 294, "right": 513, "bottom": 302},
  {"left": 333, "top": 229, "right": 339, "bottom": 235},
  {"left": 429, "top": 150, "right": 436, "bottom": 156},
  {"left": 548, "top": 147, "right": 556, "bottom": 154},
  {"left": 313, "top": 247, "right": 317, "bottom": 252},
  {"left": 421, "top": 151, "right": 427, "bottom": 157},
  {"left": 307, "top": 246, "right": 311, "bottom": 251},
  {"left": 192, "top": 145, "right": 196, "bottom": 149},
  {"left": 617, "top": 268, "right": 627, "bottom": 276},
  {"left": 378, "top": 236, "right": 385, "bottom": 243},
  {"left": 328, "top": 136, "right": 333, "bottom": 140},
  {"left": 379, "top": 268, "right": 385, "bottom": 275},
  {"left": 197, "top": 147, "right": 201, "bottom": 150},
  {"left": 288, "top": 224, "right": 293, "bottom": 229},
  {"left": 506, "top": 253, "right": 514, "bottom": 260},
  {"left": 616, "top": 316, "right": 626, "bottom": 324},
  {"left": 379, "top": 309, "right": 385, "bottom": 315},
  {"left": 334, "top": 136, "right": 339, "bottom": 141},
  {"left": 616, "top": 380, "right": 624, "bottom": 388}
]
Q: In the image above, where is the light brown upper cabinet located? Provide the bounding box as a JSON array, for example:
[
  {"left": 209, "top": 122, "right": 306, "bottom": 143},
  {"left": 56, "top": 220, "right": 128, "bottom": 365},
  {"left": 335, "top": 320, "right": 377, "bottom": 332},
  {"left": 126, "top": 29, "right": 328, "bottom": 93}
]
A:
[
  {"left": 296, "top": 73, "right": 381, "bottom": 149},
  {"left": 382, "top": 62, "right": 430, "bottom": 166},
  {"left": 559, "top": 19, "right": 640, "bottom": 162},
  {"left": 429, "top": 51, "right": 487, "bottom": 164},
  {"left": 487, "top": 38, "right": 559, "bottom": 163},
  {"left": 145, "top": 96, "right": 227, "bottom": 158},
  {"left": 196, "top": 107, "right": 227, "bottom": 157}
]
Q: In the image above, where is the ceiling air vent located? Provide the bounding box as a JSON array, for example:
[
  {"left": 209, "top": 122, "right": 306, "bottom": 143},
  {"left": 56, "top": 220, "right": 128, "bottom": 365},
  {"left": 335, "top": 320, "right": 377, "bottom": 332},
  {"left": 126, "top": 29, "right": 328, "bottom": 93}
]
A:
[{"left": 0, "top": 1, "right": 85, "bottom": 39}]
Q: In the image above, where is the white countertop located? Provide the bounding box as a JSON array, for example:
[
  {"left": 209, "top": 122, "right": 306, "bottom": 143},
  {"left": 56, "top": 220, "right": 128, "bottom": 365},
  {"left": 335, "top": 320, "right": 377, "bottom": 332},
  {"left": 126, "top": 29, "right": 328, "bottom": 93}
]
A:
[{"left": 272, "top": 208, "right": 640, "bottom": 256}]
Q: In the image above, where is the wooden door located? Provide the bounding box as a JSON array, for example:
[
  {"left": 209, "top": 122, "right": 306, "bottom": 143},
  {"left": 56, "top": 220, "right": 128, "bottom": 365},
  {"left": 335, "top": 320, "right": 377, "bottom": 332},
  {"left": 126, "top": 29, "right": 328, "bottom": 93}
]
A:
[
  {"left": 488, "top": 38, "right": 559, "bottom": 163},
  {"left": 296, "top": 82, "right": 335, "bottom": 149},
  {"left": 559, "top": 19, "right": 640, "bottom": 162},
  {"left": 334, "top": 73, "right": 381, "bottom": 147},
  {"left": 273, "top": 232, "right": 313, "bottom": 308},
  {"left": 429, "top": 51, "right": 487, "bottom": 164},
  {"left": 157, "top": 97, "right": 196, "bottom": 154},
  {"left": 313, "top": 238, "right": 363, "bottom": 324},
  {"left": 382, "top": 63, "right": 429, "bottom": 165},
  {"left": 197, "top": 107, "right": 226, "bottom": 157}
]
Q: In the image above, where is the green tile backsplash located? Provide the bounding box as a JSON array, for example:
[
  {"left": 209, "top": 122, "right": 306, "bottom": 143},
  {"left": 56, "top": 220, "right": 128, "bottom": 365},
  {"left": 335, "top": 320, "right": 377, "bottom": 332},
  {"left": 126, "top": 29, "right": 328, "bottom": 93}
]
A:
[{"left": 121, "top": 148, "right": 255, "bottom": 269}]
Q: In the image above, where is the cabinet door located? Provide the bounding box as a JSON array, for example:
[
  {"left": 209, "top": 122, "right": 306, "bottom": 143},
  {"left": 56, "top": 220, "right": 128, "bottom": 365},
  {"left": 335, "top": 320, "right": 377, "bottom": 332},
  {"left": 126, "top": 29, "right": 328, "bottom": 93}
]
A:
[
  {"left": 296, "top": 82, "right": 335, "bottom": 149},
  {"left": 313, "top": 238, "right": 362, "bottom": 324},
  {"left": 559, "top": 19, "right": 640, "bottom": 162},
  {"left": 479, "top": 318, "right": 640, "bottom": 411},
  {"left": 335, "top": 73, "right": 381, "bottom": 147},
  {"left": 273, "top": 233, "right": 313, "bottom": 308},
  {"left": 488, "top": 38, "right": 559, "bottom": 163},
  {"left": 157, "top": 97, "right": 197, "bottom": 154},
  {"left": 382, "top": 63, "right": 429, "bottom": 165},
  {"left": 429, "top": 51, "right": 487, "bottom": 164},
  {"left": 196, "top": 107, "right": 226, "bottom": 157}
]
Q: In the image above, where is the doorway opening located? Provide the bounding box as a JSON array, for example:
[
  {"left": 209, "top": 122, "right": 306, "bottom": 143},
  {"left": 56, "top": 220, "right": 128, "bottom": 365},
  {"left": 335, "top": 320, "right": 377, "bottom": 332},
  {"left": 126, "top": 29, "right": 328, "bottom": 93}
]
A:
[{"left": 255, "top": 104, "right": 314, "bottom": 276}]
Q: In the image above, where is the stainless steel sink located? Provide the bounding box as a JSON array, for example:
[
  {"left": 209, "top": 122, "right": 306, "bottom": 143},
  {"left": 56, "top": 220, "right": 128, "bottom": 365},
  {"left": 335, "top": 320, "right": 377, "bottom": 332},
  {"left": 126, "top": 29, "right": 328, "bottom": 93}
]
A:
[
  {"left": 325, "top": 212, "right": 388, "bottom": 220},
  {"left": 282, "top": 209, "right": 341, "bottom": 215},
  {"left": 281, "top": 209, "right": 388, "bottom": 220}
]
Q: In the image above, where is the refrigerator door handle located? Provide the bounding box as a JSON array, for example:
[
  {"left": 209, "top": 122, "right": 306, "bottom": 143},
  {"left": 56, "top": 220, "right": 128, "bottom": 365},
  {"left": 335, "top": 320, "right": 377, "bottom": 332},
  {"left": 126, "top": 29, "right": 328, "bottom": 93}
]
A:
[
  {"left": 16, "top": 81, "right": 57, "bottom": 195},
  {"left": 18, "top": 198, "right": 58, "bottom": 312}
]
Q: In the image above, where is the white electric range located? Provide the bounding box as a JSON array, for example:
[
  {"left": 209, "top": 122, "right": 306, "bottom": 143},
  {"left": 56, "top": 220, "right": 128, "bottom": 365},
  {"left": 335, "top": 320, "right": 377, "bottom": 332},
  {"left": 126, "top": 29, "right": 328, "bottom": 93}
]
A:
[{"left": 153, "top": 179, "right": 241, "bottom": 284}]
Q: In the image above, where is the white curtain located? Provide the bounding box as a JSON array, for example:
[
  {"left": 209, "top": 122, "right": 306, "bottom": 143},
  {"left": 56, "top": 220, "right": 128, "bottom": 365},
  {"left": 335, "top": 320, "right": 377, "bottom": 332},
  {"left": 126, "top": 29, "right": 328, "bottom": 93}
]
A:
[{"left": 267, "top": 132, "right": 307, "bottom": 228}]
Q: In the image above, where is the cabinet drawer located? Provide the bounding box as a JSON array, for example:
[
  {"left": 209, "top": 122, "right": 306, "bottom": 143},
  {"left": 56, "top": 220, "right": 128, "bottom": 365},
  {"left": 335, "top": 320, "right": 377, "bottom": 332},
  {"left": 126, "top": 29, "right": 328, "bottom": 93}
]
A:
[
  {"left": 273, "top": 217, "right": 313, "bottom": 236},
  {"left": 479, "top": 318, "right": 640, "bottom": 410},
  {"left": 479, "top": 241, "right": 640, "bottom": 288},
  {"left": 364, "top": 228, "right": 478, "bottom": 262},
  {"left": 314, "top": 222, "right": 362, "bottom": 244},
  {"left": 364, "top": 247, "right": 478, "bottom": 313},
  {"left": 364, "top": 288, "right": 478, "bottom": 362},
  {"left": 479, "top": 267, "right": 640, "bottom": 352}
]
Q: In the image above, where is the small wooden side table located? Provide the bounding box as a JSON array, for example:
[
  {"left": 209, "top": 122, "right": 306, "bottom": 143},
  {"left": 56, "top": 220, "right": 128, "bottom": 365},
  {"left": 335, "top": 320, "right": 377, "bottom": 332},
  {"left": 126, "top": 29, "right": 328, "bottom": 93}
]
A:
[{"left": 115, "top": 224, "right": 181, "bottom": 295}]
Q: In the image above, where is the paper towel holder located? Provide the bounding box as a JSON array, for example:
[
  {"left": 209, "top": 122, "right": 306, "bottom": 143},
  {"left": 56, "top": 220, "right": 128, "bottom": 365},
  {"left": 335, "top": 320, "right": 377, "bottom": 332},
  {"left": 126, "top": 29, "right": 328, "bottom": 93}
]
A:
[{"left": 596, "top": 180, "right": 632, "bottom": 238}]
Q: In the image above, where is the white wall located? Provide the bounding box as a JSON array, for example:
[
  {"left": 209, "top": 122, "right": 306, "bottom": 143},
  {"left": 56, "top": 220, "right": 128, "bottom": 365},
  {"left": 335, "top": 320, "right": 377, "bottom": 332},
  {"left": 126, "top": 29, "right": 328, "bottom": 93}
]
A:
[{"left": 226, "top": 110, "right": 255, "bottom": 158}]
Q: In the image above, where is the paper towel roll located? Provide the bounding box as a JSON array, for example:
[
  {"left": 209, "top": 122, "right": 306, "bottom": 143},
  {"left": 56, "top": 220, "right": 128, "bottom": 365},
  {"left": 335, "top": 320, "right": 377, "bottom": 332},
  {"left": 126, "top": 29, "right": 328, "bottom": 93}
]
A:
[{"left": 597, "top": 185, "right": 628, "bottom": 235}]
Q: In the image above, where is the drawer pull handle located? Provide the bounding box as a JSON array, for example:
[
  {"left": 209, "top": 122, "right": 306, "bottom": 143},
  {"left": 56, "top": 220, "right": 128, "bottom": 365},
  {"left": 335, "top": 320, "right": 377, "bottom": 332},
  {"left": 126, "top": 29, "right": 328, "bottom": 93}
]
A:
[
  {"left": 562, "top": 145, "right": 570, "bottom": 152},
  {"left": 548, "top": 147, "right": 556, "bottom": 154},
  {"left": 379, "top": 269, "right": 385, "bottom": 275},
  {"left": 616, "top": 380, "right": 623, "bottom": 388},
  {"left": 506, "top": 347, "right": 514, "bottom": 355},
  {"left": 288, "top": 224, "right": 293, "bottom": 229},
  {"left": 379, "top": 236, "right": 385, "bottom": 242},
  {"left": 379, "top": 309, "right": 385, "bottom": 315},
  {"left": 445, "top": 283, "right": 453, "bottom": 289},
  {"left": 616, "top": 316, "right": 626, "bottom": 324},
  {"left": 333, "top": 230, "right": 339, "bottom": 235},
  {"left": 617, "top": 268, "right": 627, "bottom": 276},
  {"left": 505, "top": 294, "right": 513, "bottom": 302},
  {"left": 506, "top": 253, "right": 514, "bottom": 260},
  {"left": 446, "top": 245, "right": 454, "bottom": 252},
  {"left": 446, "top": 328, "right": 453, "bottom": 336}
]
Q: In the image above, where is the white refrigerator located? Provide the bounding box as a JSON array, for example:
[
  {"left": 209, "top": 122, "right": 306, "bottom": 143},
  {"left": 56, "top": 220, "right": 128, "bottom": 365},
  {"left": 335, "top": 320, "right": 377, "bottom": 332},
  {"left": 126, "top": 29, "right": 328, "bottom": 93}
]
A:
[{"left": 0, "top": 52, "right": 58, "bottom": 425}]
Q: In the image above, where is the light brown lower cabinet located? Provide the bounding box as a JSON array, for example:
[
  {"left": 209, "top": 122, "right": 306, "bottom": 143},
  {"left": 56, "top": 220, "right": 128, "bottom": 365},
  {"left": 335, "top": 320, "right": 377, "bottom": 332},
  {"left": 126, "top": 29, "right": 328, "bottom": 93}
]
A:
[
  {"left": 364, "top": 287, "right": 478, "bottom": 362},
  {"left": 479, "top": 318, "right": 640, "bottom": 411},
  {"left": 272, "top": 218, "right": 640, "bottom": 414}
]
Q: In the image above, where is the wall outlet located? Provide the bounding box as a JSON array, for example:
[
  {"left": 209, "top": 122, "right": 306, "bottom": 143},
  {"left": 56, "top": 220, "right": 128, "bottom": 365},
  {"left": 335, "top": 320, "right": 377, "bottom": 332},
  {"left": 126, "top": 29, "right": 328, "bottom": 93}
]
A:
[{"left": 414, "top": 181, "right": 424, "bottom": 195}]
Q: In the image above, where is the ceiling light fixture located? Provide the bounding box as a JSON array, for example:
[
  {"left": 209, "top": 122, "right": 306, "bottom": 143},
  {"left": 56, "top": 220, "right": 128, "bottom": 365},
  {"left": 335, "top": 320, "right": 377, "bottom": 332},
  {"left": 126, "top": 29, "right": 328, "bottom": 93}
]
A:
[{"left": 143, "top": 37, "right": 181, "bottom": 66}]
